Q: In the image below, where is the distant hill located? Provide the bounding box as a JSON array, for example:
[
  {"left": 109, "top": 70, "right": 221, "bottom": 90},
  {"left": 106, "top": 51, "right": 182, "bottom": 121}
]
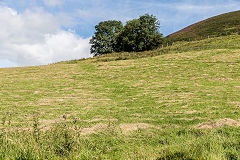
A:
[{"left": 168, "top": 10, "right": 240, "bottom": 41}]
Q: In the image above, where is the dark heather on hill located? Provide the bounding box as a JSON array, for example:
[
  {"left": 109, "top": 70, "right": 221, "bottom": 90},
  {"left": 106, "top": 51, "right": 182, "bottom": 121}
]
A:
[{"left": 168, "top": 10, "right": 240, "bottom": 41}]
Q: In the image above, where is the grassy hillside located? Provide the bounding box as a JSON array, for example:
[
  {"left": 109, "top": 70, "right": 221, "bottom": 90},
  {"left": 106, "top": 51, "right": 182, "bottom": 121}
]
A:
[
  {"left": 0, "top": 35, "right": 240, "bottom": 159},
  {"left": 168, "top": 10, "right": 240, "bottom": 41}
]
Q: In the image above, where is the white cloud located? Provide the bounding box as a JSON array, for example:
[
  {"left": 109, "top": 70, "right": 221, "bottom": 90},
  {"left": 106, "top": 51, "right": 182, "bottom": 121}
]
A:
[
  {"left": 0, "top": 6, "right": 91, "bottom": 67},
  {"left": 43, "top": 0, "right": 64, "bottom": 7}
]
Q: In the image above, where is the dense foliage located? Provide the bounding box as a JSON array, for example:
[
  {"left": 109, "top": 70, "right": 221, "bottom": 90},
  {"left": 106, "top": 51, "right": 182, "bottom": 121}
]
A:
[
  {"left": 89, "top": 20, "right": 123, "bottom": 56},
  {"left": 90, "top": 14, "right": 163, "bottom": 56}
]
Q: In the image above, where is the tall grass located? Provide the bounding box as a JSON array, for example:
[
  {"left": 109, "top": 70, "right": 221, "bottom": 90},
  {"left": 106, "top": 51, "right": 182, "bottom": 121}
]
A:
[{"left": 0, "top": 118, "right": 239, "bottom": 159}]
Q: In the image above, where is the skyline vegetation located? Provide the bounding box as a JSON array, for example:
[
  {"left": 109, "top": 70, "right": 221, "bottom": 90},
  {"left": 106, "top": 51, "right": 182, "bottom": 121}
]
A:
[{"left": 90, "top": 14, "right": 163, "bottom": 56}]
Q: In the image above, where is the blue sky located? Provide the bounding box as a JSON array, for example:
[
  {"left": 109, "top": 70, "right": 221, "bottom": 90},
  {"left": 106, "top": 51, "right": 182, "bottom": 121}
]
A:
[{"left": 0, "top": 0, "right": 240, "bottom": 68}]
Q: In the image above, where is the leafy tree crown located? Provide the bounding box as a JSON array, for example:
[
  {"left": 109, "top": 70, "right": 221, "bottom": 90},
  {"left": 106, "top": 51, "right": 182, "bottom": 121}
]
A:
[{"left": 90, "top": 14, "right": 163, "bottom": 56}]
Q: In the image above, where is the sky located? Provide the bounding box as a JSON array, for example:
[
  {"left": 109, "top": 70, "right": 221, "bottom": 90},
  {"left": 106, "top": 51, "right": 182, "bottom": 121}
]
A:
[{"left": 0, "top": 0, "right": 240, "bottom": 68}]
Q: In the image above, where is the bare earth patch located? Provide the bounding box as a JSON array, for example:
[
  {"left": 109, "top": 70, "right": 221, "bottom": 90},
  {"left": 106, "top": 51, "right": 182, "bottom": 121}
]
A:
[
  {"left": 120, "top": 123, "right": 153, "bottom": 133},
  {"left": 196, "top": 118, "right": 240, "bottom": 129}
]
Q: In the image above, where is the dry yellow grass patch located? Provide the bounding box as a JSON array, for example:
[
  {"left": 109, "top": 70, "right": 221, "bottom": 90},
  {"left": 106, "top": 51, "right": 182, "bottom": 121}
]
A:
[
  {"left": 78, "top": 118, "right": 118, "bottom": 123},
  {"left": 185, "top": 110, "right": 198, "bottom": 114},
  {"left": 175, "top": 117, "right": 203, "bottom": 121},
  {"left": 119, "top": 123, "right": 153, "bottom": 133},
  {"left": 196, "top": 118, "right": 240, "bottom": 129},
  {"left": 80, "top": 123, "right": 108, "bottom": 135}
]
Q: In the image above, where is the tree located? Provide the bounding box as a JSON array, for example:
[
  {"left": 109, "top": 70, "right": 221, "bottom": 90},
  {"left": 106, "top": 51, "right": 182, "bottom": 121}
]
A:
[
  {"left": 115, "top": 14, "right": 163, "bottom": 52},
  {"left": 89, "top": 20, "right": 123, "bottom": 56},
  {"left": 114, "top": 19, "right": 141, "bottom": 52},
  {"left": 89, "top": 14, "right": 163, "bottom": 56}
]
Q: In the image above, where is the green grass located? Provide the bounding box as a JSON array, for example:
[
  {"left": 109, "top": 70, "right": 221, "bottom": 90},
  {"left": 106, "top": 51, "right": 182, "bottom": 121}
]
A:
[
  {"left": 0, "top": 35, "right": 240, "bottom": 159},
  {"left": 168, "top": 10, "right": 240, "bottom": 41},
  {"left": 76, "top": 35, "right": 240, "bottom": 63}
]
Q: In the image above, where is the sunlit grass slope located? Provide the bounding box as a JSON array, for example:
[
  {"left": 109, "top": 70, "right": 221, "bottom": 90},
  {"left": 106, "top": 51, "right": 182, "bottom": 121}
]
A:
[
  {"left": 0, "top": 35, "right": 239, "bottom": 159},
  {"left": 168, "top": 10, "right": 240, "bottom": 41}
]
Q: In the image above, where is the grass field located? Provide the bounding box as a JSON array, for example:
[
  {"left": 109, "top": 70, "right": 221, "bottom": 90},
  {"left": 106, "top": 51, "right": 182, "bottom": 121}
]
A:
[{"left": 0, "top": 35, "right": 239, "bottom": 159}]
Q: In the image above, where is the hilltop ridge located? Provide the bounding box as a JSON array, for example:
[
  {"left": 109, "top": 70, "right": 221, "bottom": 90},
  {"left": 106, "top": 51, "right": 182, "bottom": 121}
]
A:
[{"left": 168, "top": 10, "right": 240, "bottom": 41}]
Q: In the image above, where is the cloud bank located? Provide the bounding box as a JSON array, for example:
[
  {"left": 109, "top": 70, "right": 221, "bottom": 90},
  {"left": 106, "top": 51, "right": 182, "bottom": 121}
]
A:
[
  {"left": 44, "top": 0, "right": 64, "bottom": 7},
  {"left": 0, "top": 6, "right": 90, "bottom": 68},
  {"left": 1, "top": 0, "right": 240, "bottom": 68}
]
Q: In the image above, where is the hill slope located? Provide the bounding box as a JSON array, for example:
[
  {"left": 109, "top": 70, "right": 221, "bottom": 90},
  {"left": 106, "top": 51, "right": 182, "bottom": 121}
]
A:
[
  {"left": 168, "top": 10, "right": 240, "bottom": 41},
  {"left": 0, "top": 36, "right": 239, "bottom": 159}
]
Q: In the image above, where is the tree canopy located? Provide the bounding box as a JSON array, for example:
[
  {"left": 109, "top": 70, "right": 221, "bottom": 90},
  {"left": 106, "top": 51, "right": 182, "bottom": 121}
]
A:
[
  {"left": 89, "top": 20, "right": 123, "bottom": 56},
  {"left": 90, "top": 14, "right": 163, "bottom": 56}
]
